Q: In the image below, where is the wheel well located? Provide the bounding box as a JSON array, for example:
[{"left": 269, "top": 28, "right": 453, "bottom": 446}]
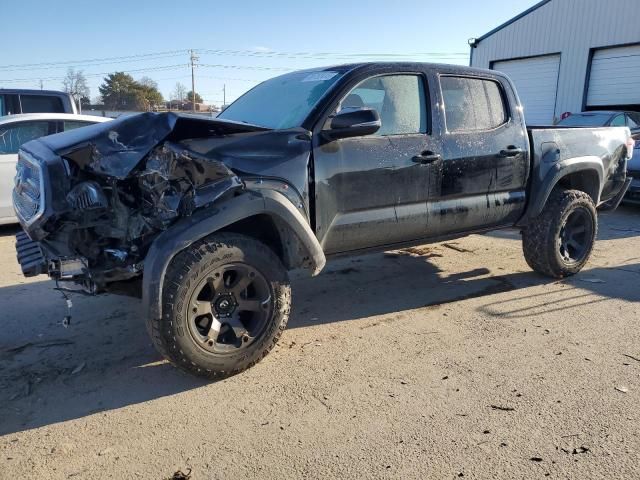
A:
[
  {"left": 220, "top": 214, "right": 285, "bottom": 262},
  {"left": 555, "top": 170, "right": 600, "bottom": 204}
]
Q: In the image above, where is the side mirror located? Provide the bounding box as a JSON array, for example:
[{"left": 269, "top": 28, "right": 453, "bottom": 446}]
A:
[{"left": 324, "top": 107, "right": 381, "bottom": 140}]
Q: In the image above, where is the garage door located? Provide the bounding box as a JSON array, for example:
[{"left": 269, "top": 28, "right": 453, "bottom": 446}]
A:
[
  {"left": 587, "top": 44, "right": 640, "bottom": 107},
  {"left": 492, "top": 55, "right": 560, "bottom": 125}
]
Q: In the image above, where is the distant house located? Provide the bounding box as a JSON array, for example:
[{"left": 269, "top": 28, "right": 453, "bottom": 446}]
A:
[
  {"left": 470, "top": 0, "right": 640, "bottom": 124},
  {"left": 165, "top": 100, "right": 216, "bottom": 112}
]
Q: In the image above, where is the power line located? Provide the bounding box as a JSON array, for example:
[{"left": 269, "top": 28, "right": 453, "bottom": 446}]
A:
[
  {"left": 0, "top": 49, "right": 189, "bottom": 71},
  {"left": 0, "top": 48, "right": 469, "bottom": 72},
  {"left": 0, "top": 53, "right": 188, "bottom": 73},
  {"left": 199, "top": 64, "right": 292, "bottom": 72},
  {"left": 0, "top": 64, "right": 188, "bottom": 84},
  {"left": 198, "top": 48, "right": 468, "bottom": 58}
]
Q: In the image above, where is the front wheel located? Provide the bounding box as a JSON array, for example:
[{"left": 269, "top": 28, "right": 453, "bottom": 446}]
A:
[
  {"left": 148, "top": 233, "right": 291, "bottom": 379},
  {"left": 522, "top": 189, "right": 597, "bottom": 278}
]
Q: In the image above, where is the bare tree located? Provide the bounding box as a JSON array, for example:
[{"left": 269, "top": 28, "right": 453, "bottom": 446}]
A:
[
  {"left": 139, "top": 76, "right": 159, "bottom": 90},
  {"left": 62, "top": 68, "right": 90, "bottom": 113},
  {"left": 172, "top": 82, "right": 187, "bottom": 101}
]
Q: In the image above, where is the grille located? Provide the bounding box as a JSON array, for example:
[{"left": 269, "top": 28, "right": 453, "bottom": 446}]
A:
[{"left": 13, "top": 151, "right": 44, "bottom": 224}]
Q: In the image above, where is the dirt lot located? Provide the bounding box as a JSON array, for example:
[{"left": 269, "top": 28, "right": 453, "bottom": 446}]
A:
[{"left": 1, "top": 207, "right": 639, "bottom": 479}]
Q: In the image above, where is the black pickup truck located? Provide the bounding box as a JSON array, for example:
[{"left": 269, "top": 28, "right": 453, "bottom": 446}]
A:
[{"left": 13, "top": 63, "right": 634, "bottom": 378}]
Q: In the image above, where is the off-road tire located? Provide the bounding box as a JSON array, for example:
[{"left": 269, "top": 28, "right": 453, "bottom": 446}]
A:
[
  {"left": 522, "top": 189, "right": 597, "bottom": 278},
  {"left": 147, "top": 233, "right": 291, "bottom": 379}
]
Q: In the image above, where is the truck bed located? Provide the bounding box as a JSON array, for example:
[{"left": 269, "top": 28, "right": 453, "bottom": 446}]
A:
[{"left": 526, "top": 126, "right": 631, "bottom": 213}]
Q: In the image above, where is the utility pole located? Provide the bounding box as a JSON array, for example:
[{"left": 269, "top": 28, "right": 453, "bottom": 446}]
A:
[
  {"left": 223, "top": 84, "right": 226, "bottom": 107},
  {"left": 39, "top": 80, "right": 43, "bottom": 90},
  {"left": 190, "top": 49, "right": 199, "bottom": 112}
]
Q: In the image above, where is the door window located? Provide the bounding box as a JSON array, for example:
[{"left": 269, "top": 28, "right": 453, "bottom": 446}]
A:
[
  {"left": 610, "top": 115, "right": 626, "bottom": 126},
  {"left": 441, "top": 76, "right": 507, "bottom": 132},
  {"left": 0, "top": 121, "right": 51, "bottom": 154},
  {"left": 339, "top": 75, "right": 427, "bottom": 136},
  {"left": 63, "top": 120, "right": 92, "bottom": 131}
]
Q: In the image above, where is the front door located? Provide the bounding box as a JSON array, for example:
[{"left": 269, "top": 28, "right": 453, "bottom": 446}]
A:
[
  {"left": 313, "top": 73, "right": 440, "bottom": 254},
  {"left": 0, "top": 120, "right": 54, "bottom": 222},
  {"left": 428, "top": 75, "right": 529, "bottom": 236}
]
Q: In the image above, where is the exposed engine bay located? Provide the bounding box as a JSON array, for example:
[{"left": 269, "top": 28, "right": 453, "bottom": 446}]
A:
[{"left": 14, "top": 112, "right": 312, "bottom": 294}]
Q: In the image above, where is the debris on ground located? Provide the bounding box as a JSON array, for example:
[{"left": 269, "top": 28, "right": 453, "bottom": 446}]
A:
[
  {"left": 623, "top": 354, "right": 640, "bottom": 363},
  {"left": 443, "top": 243, "right": 475, "bottom": 253},
  {"left": 490, "top": 405, "right": 515, "bottom": 412},
  {"left": 167, "top": 469, "right": 192, "bottom": 480},
  {"left": 615, "top": 386, "right": 629, "bottom": 393},
  {"left": 530, "top": 457, "right": 543, "bottom": 462},
  {"left": 561, "top": 446, "right": 590, "bottom": 455}
]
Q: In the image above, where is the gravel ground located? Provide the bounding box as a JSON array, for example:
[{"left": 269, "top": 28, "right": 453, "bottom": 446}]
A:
[{"left": 1, "top": 207, "right": 639, "bottom": 479}]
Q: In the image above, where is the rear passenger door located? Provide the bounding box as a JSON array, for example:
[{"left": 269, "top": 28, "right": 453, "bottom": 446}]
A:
[
  {"left": 428, "top": 75, "right": 528, "bottom": 237},
  {"left": 0, "top": 120, "right": 55, "bottom": 220}
]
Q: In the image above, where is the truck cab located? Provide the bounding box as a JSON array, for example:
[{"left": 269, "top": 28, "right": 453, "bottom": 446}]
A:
[{"left": 0, "top": 89, "right": 78, "bottom": 117}]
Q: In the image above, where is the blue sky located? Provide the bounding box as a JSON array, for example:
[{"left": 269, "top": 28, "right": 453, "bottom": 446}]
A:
[{"left": 1, "top": 0, "right": 538, "bottom": 105}]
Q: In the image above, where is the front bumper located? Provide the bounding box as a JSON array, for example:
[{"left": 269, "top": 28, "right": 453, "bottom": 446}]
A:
[{"left": 15, "top": 230, "right": 47, "bottom": 277}]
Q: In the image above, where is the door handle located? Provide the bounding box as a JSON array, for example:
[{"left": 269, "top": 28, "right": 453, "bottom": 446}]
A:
[
  {"left": 412, "top": 151, "right": 442, "bottom": 164},
  {"left": 499, "top": 146, "right": 524, "bottom": 157}
]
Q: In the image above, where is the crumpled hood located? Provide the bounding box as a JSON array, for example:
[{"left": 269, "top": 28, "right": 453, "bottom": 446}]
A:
[{"left": 33, "top": 111, "right": 271, "bottom": 179}]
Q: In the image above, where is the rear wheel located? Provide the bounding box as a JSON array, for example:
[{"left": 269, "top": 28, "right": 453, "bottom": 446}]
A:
[
  {"left": 148, "top": 233, "right": 291, "bottom": 379},
  {"left": 522, "top": 189, "right": 597, "bottom": 278}
]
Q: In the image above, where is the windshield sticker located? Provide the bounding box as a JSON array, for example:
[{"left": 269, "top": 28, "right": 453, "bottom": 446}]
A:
[{"left": 302, "top": 72, "right": 338, "bottom": 82}]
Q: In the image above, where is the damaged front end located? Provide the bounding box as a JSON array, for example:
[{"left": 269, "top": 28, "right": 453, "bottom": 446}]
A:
[{"left": 14, "top": 113, "right": 269, "bottom": 295}]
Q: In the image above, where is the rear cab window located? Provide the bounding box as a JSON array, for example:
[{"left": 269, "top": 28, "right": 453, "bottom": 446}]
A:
[
  {"left": 20, "top": 95, "right": 64, "bottom": 114},
  {"left": 440, "top": 76, "right": 508, "bottom": 132}
]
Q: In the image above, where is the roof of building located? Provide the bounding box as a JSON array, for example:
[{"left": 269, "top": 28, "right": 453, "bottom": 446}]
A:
[{"left": 476, "top": 0, "right": 552, "bottom": 43}]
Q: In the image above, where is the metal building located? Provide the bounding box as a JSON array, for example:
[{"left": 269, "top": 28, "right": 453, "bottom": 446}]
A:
[{"left": 470, "top": 0, "right": 640, "bottom": 125}]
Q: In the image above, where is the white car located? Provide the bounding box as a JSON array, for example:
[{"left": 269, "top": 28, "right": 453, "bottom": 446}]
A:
[{"left": 0, "top": 113, "right": 111, "bottom": 225}]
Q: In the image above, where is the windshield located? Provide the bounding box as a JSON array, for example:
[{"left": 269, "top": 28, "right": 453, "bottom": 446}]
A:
[
  {"left": 557, "top": 113, "right": 612, "bottom": 127},
  {"left": 218, "top": 70, "right": 344, "bottom": 129}
]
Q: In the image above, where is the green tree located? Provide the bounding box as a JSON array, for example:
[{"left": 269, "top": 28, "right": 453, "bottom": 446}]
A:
[
  {"left": 137, "top": 85, "right": 164, "bottom": 110},
  {"left": 99, "top": 72, "right": 139, "bottom": 110},
  {"left": 99, "top": 72, "right": 164, "bottom": 111},
  {"left": 185, "top": 90, "right": 203, "bottom": 104}
]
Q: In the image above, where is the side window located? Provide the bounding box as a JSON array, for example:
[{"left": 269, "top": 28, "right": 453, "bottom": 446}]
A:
[
  {"left": 339, "top": 75, "right": 427, "bottom": 136},
  {"left": 0, "top": 121, "right": 51, "bottom": 155},
  {"left": 20, "top": 95, "right": 64, "bottom": 114},
  {"left": 627, "top": 114, "right": 640, "bottom": 129},
  {"left": 441, "top": 76, "right": 507, "bottom": 132},
  {"left": 63, "top": 120, "right": 92, "bottom": 131},
  {"left": 610, "top": 115, "right": 626, "bottom": 127},
  {"left": 4, "top": 94, "right": 20, "bottom": 115}
]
